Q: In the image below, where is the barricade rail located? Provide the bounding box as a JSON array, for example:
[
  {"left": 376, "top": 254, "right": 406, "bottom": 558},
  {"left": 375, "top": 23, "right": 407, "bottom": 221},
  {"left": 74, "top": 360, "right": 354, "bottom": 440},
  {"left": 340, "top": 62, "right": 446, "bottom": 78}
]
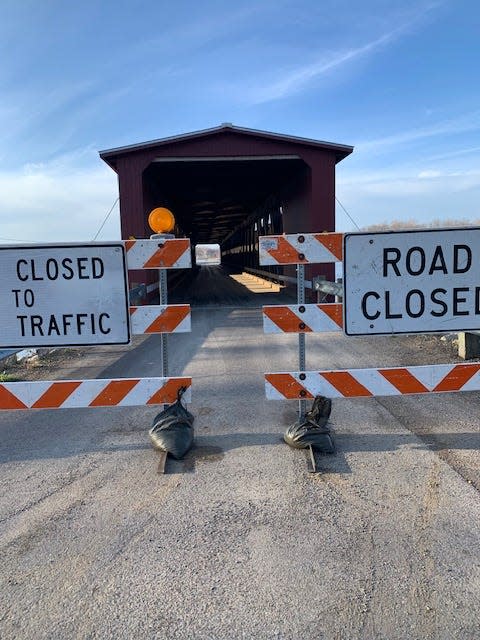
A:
[
  {"left": 265, "top": 364, "right": 480, "bottom": 399},
  {"left": 0, "top": 377, "right": 192, "bottom": 410}
]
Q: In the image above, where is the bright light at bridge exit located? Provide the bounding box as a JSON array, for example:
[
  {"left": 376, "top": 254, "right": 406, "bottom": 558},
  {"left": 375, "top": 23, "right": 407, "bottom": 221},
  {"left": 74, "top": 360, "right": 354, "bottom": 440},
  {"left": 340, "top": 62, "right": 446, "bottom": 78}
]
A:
[{"left": 195, "top": 243, "right": 221, "bottom": 266}]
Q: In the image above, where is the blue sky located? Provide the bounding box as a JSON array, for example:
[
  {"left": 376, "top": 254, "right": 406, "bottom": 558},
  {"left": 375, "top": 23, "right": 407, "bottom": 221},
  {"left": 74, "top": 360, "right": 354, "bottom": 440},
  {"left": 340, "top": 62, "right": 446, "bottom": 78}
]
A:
[{"left": 0, "top": 0, "right": 479, "bottom": 242}]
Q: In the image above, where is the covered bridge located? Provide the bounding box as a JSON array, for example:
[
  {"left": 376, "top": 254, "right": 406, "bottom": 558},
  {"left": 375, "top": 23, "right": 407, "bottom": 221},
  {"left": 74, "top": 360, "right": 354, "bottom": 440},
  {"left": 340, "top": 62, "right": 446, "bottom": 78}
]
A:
[{"left": 99, "top": 124, "right": 353, "bottom": 295}]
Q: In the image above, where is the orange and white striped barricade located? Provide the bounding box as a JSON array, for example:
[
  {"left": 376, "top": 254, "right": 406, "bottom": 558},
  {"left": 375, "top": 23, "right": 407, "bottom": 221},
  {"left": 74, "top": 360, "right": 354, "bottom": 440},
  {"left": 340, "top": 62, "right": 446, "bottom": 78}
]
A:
[
  {"left": 265, "top": 363, "right": 480, "bottom": 399},
  {"left": 0, "top": 376, "right": 192, "bottom": 411},
  {"left": 259, "top": 232, "right": 343, "bottom": 424},
  {"left": 0, "top": 238, "right": 194, "bottom": 426},
  {"left": 259, "top": 233, "right": 343, "bottom": 265},
  {"left": 125, "top": 237, "right": 192, "bottom": 380},
  {"left": 130, "top": 304, "right": 191, "bottom": 334},
  {"left": 125, "top": 238, "right": 191, "bottom": 269},
  {"left": 263, "top": 303, "right": 342, "bottom": 333}
]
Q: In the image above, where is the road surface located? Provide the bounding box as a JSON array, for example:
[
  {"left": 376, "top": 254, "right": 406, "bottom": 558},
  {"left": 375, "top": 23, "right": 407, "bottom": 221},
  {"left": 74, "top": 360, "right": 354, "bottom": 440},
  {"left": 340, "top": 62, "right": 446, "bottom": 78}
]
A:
[{"left": 1, "top": 266, "right": 479, "bottom": 639}]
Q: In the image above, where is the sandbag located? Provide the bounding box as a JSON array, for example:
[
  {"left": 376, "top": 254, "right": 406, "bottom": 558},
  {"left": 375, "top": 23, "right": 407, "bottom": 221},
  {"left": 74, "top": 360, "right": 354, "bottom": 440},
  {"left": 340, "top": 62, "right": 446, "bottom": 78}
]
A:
[
  {"left": 149, "top": 387, "right": 194, "bottom": 459},
  {"left": 284, "top": 395, "right": 334, "bottom": 453}
]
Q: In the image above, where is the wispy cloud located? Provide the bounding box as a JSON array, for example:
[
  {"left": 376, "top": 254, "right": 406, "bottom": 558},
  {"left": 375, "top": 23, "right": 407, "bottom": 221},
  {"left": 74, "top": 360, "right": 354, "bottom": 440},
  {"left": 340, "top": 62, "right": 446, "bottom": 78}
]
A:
[
  {"left": 338, "top": 167, "right": 480, "bottom": 197},
  {"left": 126, "top": 3, "right": 268, "bottom": 61},
  {"left": 248, "top": 31, "right": 396, "bottom": 104},
  {"left": 421, "top": 145, "right": 480, "bottom": 163},
  {"left": 357, "top": 110, "right": 480, "bottom": 154},
  {"left": 243, "top": 2, "right": 442, "bottom": 104},
  {"left": 0, "top": 80, "right": 94, "bottom": 148}
]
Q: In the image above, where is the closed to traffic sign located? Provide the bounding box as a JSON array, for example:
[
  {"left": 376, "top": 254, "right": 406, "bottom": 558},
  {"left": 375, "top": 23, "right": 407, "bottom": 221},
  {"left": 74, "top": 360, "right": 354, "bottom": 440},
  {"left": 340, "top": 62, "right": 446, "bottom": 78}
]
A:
[
  {"left": 343, "top": 228, "right": 480, "bottom": 335},
  {"left": 0, "top": 243, "right": 130, "bottom": 348}
]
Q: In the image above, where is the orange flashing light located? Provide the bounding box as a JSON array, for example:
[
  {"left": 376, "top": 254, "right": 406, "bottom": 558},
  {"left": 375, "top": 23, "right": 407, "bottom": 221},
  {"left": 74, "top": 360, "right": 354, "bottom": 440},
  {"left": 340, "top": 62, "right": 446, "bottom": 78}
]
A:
[{"left": 148, "top": 207, "right": 175, "bottom": 234}]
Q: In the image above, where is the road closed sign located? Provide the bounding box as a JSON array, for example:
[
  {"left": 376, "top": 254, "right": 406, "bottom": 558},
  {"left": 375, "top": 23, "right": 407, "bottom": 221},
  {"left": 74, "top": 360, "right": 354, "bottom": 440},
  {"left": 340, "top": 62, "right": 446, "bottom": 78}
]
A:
[
  {"left": 0, "top": 243, "right": 130, "bottom": 348},
  {"left": 343, "top": 228, "right": 480, "bottom": 336}
]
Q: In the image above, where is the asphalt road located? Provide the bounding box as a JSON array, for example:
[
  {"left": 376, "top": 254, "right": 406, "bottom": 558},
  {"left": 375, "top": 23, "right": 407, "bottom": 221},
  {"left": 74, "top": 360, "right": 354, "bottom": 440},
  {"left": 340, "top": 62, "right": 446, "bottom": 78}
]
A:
[{"left": 1, "top": 266, "right": 480, "bottom": 639}]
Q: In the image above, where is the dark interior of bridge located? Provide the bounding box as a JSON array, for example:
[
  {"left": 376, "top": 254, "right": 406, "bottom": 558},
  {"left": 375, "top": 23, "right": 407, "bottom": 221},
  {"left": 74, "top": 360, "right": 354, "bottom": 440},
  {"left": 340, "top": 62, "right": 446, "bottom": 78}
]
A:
[{"left": 143, "top": 157, "right": 307, "bottom": 246}]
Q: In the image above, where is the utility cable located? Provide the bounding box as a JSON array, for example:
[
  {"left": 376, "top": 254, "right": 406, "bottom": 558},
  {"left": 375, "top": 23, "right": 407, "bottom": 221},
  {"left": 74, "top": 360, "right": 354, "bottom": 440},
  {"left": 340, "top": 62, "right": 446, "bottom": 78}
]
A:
[
  {"left": 92, "top": 197, "right": 119, "bottom": 241},
  {"left": 335, "top": 196, "right": 361, "bottom": 231}
]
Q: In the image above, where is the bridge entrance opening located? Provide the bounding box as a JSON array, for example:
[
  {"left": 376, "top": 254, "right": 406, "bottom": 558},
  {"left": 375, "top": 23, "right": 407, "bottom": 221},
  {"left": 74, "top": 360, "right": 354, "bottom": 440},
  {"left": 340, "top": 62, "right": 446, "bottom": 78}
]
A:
[
  {"left": 143, "top": 157, "right": 303, "bottom": 247},
  {"left": 144, "top": 155, "right": 304, "bottom": 307}
]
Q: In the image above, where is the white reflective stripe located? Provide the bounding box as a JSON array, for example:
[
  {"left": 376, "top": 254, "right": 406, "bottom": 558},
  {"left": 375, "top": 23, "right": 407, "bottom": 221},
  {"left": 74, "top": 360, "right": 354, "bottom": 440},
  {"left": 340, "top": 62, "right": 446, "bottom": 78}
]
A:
[
  {"left": 263, "top": 304, "right": 342, "bottom": 333},
  {"left": 130, "top": 305, "right": 191, "bottom": 334},
  {"left": 119, "top": 377, "right": 192, "bottom": 406},
  {"left": 114, "top": 379, "right": 145, "bottom": 406},
  {"left": 128, "top": 377, "right": 192, "bottom": 404},
  {"left": 409, "top": 364, "right": 454, "bottom": 390},
  {"left": 461, "top": 369, "right": 480, "bottom": 391},
  {"left": 302, "top": 305, "right": 340, "bottom": 331},
  {"left": 2, "top": 381, "right": 51, "bottom": 406},
  {"left": 61, "top": 380, "right": 113, "bottom": 408},
  {"left": 303, "top": 373, "right": 343, "bottom": 398},
  {"left": 262, "top": 315, "right": 281, "bottom": 334},
  {"left": 351, "top": 369, "right": 401, "bottom": 396},
  {"left": 174, "top": 314, "right": 192, "bottom": 333},
  {"left": 264, "top": 380, "right": 286, "bottom": 400}
]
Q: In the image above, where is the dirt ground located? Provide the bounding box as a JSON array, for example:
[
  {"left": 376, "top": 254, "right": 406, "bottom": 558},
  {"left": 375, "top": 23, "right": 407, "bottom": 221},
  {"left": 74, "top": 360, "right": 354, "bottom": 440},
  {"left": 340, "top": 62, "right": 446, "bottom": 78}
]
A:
[{"left": 1, "top": 331, "right": 462, "bottom": 383}]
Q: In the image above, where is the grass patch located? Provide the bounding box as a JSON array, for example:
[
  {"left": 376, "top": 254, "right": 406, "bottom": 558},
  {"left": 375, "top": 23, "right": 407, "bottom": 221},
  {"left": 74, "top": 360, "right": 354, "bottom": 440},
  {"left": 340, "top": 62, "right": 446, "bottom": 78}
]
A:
[{"left": 0, "top": 372, "right": 22, "bottom": 382}]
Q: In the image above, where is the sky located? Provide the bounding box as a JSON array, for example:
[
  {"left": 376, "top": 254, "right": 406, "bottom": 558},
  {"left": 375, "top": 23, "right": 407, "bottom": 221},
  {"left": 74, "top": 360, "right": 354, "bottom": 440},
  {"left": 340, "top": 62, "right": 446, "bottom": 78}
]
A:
[{"left": 0, "top": 0, "right": 479, "bottom": 243}]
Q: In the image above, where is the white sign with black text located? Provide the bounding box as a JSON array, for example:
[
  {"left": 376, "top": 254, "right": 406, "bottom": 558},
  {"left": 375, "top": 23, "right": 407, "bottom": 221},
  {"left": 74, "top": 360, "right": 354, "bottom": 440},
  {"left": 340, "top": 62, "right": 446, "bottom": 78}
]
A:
[
  {"left": 0, "top": 243, "right": 130, "bottom": 348},
  {"left": 343, "top": 228, "right": 480, "bottom": 335}
]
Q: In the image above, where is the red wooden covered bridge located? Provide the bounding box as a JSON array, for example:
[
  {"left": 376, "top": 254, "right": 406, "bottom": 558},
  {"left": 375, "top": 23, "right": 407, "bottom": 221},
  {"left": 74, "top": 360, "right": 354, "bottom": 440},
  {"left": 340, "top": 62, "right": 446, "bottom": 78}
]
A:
[{"left": 99, "top": 124, "right": 353, "bottom": 296}]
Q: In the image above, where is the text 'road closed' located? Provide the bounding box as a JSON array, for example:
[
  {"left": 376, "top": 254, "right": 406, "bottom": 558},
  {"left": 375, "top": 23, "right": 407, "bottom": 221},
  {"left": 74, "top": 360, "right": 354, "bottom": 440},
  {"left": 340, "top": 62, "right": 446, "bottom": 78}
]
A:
[{"left": 343, "top": 228, "right": 480, "bottom": 335}]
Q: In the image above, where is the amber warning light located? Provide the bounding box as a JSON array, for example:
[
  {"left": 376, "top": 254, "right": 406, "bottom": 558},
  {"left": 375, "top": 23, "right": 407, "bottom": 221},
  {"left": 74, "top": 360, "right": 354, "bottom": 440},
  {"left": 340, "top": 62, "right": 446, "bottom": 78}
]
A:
[{"left": 148, "top": 207, "right": 175, "bottom": 234}]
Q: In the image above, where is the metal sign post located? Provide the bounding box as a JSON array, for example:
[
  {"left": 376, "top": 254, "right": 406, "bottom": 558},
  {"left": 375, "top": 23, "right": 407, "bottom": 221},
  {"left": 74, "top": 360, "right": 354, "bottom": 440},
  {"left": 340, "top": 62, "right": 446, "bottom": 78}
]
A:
[
  {"left": 150, "top": 233, "right": 175, "bottom": 378},
  {"left": 159, "top": 268, "right": 168, "bottom": 377},
  {"left": 297, "top": 263, "right": 306, "bottom": 421}
]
